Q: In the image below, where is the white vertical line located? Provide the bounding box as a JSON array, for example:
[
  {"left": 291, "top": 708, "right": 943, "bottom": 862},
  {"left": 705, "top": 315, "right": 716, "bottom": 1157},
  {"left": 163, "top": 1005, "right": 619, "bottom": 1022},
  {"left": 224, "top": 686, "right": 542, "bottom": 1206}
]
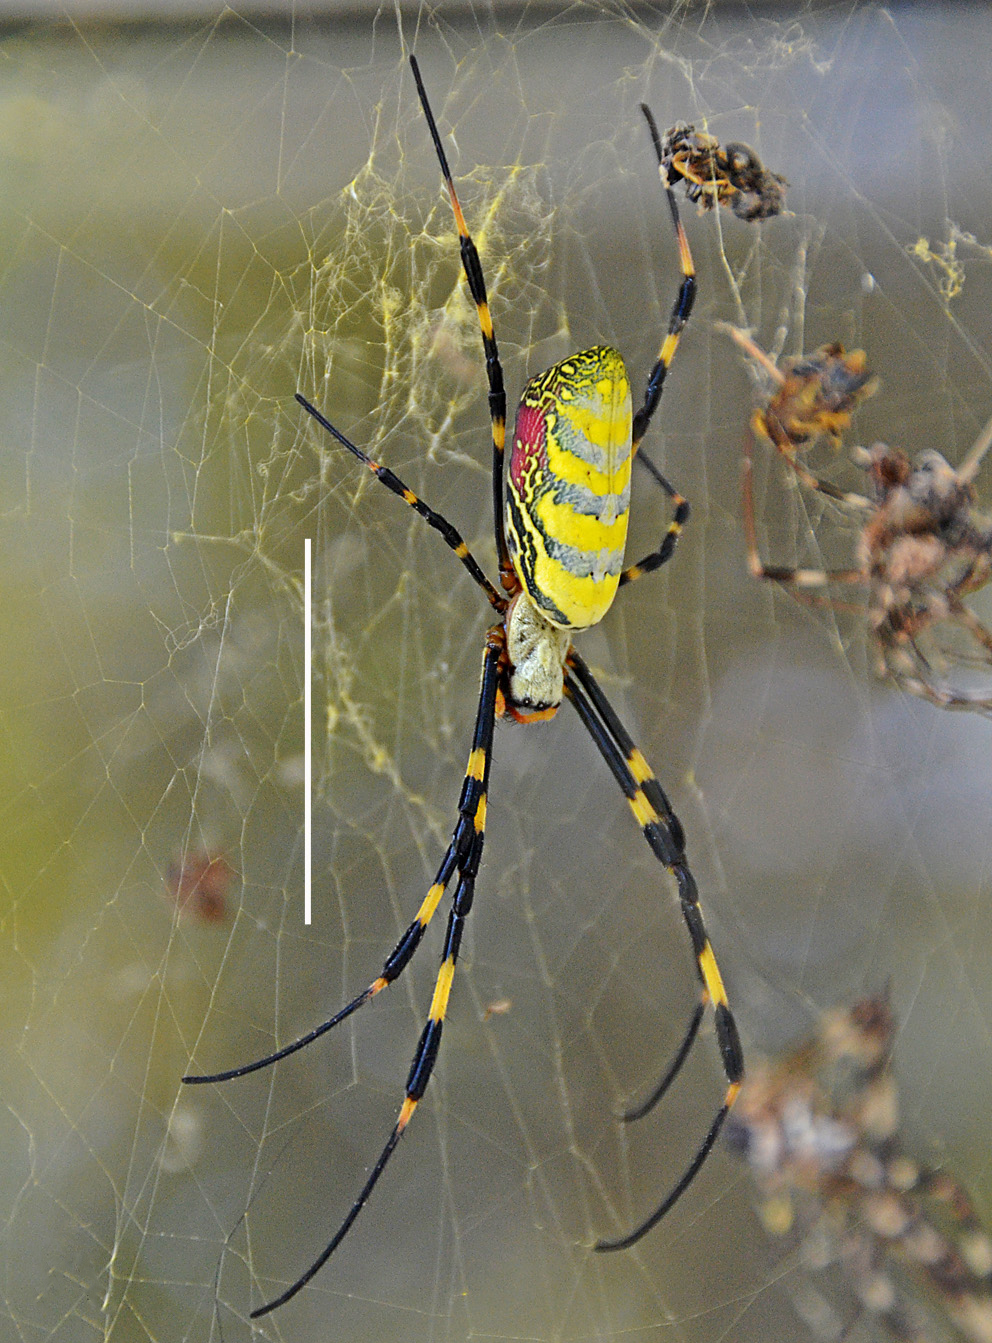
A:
[{"left": 304, "top": 537, "right": 312, "bottom": 925}]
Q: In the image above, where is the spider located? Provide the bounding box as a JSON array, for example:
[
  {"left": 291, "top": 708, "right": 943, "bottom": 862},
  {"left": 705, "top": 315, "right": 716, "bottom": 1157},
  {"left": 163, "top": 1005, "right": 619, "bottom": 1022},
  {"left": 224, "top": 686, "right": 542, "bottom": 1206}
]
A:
[
  {"left": 721, "top": 323, "right": 879, "bottom": 503},
  {"left": 728, "top": 326, "right": 992, "bottom": 712},
  {"left": 183, "top": 56, "right": 744, "bottom": 1318},
  {"left": 661, "top": 122, "right": 787, "bottom": 221},
  {"left": 727, "top": 994, "right": 992, "bottom": 1343}
]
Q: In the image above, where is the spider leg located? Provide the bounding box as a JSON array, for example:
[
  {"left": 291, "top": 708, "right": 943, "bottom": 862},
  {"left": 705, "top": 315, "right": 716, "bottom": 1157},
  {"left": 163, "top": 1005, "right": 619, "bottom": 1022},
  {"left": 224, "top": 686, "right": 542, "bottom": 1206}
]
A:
[
  {"left": 247, "top": 629, "right": 502, "bottom": 1318},
  {"left": 717, "top": 322, "right": 786, "bottom": 386},
  {"left": 838, "top": 1160, "right": 992, "bottom": 1343},
  {"left": 885, "top": 605, "right": 992, "bottom": 714},
  {"left": 612, "top": 105, "right": 697, "bottom": 591},
  {"left": 563, "top": 650, "right": 743, "bottom": 1252},
  {"left": 619, "top": 999, "right": 705, "bottom": 1123},
  {"left": 915, "top": 1164, "right": 992, "bottom": 1292},
  {"left": 761, "top": 419, "right": 874, "bottom": 512},
  {"left": 633, "top": 105, "right": 697, "bottom": 453},
  {"left": 742, "top": 423, "right": 864, "bottom": 590},
  {"left": 409, "top": 55, "right": 512, "bottom": 586},
  {"left": 295, "top": 393, "right": 505, "bottom": 613},
  {"left": 182, "top": 843, "right": 462, "bottom": 1086},
  {"left": 947, "top": 591, "right": 992, "bottom": 656},
  {"left": 955, "top": 404, "right": 992, "bottom": 486},
  {"left": 619, "top": 456, "right": 690, "bottom": 587}
]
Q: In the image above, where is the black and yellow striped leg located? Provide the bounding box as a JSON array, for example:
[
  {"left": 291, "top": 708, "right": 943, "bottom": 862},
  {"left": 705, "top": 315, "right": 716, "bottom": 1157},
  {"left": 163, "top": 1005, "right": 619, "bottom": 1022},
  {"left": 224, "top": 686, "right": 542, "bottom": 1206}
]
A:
[
  {"left": 295, "top": 392, "right": 506, "bottom": 613},
  {"left": 563, "top": 650, "right": 743, "bottom": 1252},
  {"left": 612, "top": 102, "right": 697, "bottom": 591},
  {"left": 183, "top": 847, "right": 463, "bottom": 1089},
  {"left": 409, "top": 55, "right": 512, "bottom": 584},
  {"left": 247, "top": 630, "right": 502, "bottom": 1319},
  {"left": 630, "top": 104, "right": 697, "bottom": 454},
  {"left": 619, "top": 460, "right": 690, "bottom": 587}
]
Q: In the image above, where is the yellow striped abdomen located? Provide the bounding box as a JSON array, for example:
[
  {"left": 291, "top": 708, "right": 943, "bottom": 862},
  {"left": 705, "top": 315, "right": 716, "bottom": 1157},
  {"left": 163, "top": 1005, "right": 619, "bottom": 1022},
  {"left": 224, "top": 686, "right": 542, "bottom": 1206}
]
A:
[{"left": 505, "top": 346, "right": 633, "bottom": 630}]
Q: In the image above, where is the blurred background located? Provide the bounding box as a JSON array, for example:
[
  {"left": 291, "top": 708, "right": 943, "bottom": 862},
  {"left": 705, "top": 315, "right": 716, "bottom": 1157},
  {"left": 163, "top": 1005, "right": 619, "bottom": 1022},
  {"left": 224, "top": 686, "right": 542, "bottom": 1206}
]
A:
[{"left": 2, "top": 3, "right": 992, "bottom": 1340}]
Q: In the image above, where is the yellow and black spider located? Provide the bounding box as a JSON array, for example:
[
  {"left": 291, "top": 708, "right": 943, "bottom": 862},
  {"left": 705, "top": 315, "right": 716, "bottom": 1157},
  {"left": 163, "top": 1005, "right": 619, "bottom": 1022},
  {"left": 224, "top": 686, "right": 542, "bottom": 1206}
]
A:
[{"left": 183, "top": 55, "right": 743, "bottom": 1318}]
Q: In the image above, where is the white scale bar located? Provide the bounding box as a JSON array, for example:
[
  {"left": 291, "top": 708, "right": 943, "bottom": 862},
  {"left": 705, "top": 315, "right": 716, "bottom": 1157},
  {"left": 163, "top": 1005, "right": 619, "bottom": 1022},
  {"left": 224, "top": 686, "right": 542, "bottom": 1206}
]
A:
[{"left": 304, "top": 537, "right": 312, "bottom": 924}]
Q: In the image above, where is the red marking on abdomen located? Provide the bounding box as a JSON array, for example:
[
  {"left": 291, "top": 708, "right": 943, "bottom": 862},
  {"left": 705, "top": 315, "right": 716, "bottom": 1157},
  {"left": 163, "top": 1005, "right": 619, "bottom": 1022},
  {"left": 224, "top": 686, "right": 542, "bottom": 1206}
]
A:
[{"left": 510, "top": 402, "right": 548, "bottom": 496}]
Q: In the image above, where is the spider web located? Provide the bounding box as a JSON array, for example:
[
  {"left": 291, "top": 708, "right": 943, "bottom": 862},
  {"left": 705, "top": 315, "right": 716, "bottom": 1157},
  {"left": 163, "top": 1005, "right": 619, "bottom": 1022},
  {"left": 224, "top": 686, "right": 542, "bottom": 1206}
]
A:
[{"left": 4, "top": 5, "right": 992, "bottom": 1341}]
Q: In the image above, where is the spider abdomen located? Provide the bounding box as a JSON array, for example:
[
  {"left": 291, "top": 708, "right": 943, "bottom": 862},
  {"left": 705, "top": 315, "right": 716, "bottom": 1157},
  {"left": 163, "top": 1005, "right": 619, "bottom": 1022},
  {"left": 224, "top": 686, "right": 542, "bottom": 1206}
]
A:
[{"left": 506, "top": 345, "right": 633, "bottom": 631}]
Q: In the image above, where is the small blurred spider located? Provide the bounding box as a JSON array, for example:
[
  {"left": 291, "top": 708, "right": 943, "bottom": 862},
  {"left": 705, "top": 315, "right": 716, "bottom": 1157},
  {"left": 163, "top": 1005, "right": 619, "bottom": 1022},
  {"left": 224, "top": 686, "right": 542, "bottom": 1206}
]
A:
[
  {"left": 727, "top": 993, "right": 992, "bottom": 1343},
  {"left": 727, "top": 326, "right": 992, "bottom": 712},
  {"left": 165, "top": 852, "right": 233, "bottom": 924},
  {"left": 662, "top": 123, "right": 787, "bottom": 221},
  {"left": 183, "top": 57, "right": 751, "bottom": 1318}
]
